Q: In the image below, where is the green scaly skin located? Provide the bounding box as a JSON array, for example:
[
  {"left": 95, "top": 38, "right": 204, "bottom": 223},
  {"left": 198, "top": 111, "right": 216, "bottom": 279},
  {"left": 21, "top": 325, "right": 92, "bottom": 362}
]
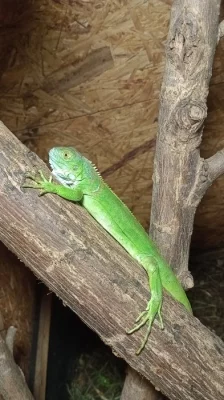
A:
[{"left": 23, "top": 147, "right": 192, "bottom": 354}]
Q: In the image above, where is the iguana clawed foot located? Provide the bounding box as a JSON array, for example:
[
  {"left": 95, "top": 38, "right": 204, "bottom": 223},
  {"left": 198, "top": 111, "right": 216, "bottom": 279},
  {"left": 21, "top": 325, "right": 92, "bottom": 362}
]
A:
[
  {"left": 22, "top": 170, "right": 54, "bottom": 196},
  {"left": 127, "top": 298, "right": 164, "bottom": 355}
]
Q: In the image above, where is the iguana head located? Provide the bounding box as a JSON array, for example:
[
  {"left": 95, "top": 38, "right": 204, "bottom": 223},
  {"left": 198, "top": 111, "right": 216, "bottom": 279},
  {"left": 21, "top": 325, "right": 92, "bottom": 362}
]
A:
[{"left": 49, "top": 147, "right": 83, "bottom": 186}]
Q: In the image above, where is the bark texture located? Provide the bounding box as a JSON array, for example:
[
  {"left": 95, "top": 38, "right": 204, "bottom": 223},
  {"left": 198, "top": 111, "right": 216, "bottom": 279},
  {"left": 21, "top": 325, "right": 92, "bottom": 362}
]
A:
[
  {"left": 150, "top": 0, "right": 222, "bottom": 289},
  {"left": 121, "top": 368, "right": 162, "bottom": 400},
  {"left": 0, "top": 124, "right": 224, "bottom": 400}
]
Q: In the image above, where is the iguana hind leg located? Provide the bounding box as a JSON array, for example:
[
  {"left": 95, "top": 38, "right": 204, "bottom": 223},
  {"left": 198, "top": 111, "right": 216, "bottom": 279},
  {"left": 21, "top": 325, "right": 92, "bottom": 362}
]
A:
[{"left": 127, "top": 256, "right": 163, "bottom": 355}]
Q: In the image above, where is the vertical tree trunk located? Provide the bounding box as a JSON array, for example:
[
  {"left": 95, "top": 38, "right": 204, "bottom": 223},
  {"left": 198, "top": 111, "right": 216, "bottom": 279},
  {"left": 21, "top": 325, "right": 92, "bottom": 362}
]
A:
[{"left": 150, "top": 0, "right": 221, "bottom": 286}]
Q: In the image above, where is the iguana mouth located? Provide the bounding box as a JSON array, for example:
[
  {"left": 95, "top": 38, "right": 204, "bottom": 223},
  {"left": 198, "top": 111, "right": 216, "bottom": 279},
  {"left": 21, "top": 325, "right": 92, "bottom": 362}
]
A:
[{"left": 49, "top": 158, "right": 67, "bottom": 177}]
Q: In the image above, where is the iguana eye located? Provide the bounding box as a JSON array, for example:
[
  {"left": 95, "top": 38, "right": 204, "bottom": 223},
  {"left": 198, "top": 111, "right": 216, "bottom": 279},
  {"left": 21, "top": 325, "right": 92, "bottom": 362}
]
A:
[{"left": 63, "top": 151, "right": 71, "bottom": 159}]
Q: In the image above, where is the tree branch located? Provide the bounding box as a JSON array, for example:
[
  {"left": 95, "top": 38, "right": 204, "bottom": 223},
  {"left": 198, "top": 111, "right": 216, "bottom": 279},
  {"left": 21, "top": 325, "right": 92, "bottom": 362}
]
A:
[
  {"left": 206, "top": 149, "right": 224, "bottom": 182},
  {"left": 5, "top": 327, "right": 17, "bottom": 355},
  {"left": 121, "top": 368, "right": 162, "bottom": 400},
  {"left": 150, "top": 0, "right": 222, "bottom": 289},
  {"left": 194, "top": 149, "right": 224, "bottom": 200},
  {"left": 0, "top": 123, "right": 224, "bottom": 400}
]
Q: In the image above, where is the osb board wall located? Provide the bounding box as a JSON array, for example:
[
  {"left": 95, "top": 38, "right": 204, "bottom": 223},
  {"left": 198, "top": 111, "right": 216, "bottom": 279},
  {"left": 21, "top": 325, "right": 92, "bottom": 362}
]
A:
[
  {"left": 0, "top": 0, "right": 223, "bottom": 253},
  {"left": 0, "top": 242, "right": 35, "bottom": 377}
]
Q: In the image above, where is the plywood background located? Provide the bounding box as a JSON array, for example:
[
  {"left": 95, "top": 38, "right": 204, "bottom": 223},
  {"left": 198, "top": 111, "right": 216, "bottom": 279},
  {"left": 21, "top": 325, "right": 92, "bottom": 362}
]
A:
[{"left": 0, "top": 0, "right": 224, "bottom": 376}]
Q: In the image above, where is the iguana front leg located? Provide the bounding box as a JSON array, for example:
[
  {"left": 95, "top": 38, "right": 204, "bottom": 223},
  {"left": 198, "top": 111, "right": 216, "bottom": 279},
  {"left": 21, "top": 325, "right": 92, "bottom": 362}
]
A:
[
  {"left": 127, "top": 256, "right": 163, "bottom": 354},
  {"left": 23, "top": 170, "right": 83, "bottom": 201}
]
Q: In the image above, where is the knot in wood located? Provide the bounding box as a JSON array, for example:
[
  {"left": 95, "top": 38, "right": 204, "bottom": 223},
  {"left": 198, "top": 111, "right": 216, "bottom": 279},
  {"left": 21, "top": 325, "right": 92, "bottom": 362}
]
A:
[
  {"left": 176, "top": 101, "right": 207, "bottom": 135},
  {"left": 168, "top": 12, "right": 201, "bottom": 76},
  {"left": 189, "top": 105, "right": 204, "bottom": 121}
]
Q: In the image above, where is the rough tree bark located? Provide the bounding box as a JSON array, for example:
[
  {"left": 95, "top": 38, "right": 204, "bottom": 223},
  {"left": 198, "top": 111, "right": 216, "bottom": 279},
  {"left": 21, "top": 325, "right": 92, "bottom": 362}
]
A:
[
  {"left": 121, "top": 368, "right": 162, "bottom": 400},
  {"left": 121, "top": 1, "right": 222, "bottom": 399},
  {"left": 0, "top": 124, "right": 224, "bottom": 400},
  {"left": 151, "top": 0, "right": 221, "bottom": 288}
]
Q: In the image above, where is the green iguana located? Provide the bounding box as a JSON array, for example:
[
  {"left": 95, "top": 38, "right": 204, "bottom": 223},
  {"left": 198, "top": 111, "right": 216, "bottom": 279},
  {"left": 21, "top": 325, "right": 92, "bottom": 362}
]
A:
[{"left": 23, "top": 146, "right": 192, "bottom": 354}]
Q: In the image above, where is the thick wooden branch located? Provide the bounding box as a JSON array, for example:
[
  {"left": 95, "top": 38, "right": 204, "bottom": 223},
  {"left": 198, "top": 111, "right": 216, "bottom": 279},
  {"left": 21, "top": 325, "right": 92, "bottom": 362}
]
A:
[
  {"left": 206, "top": 149, "right": 224, "bottom": 182},
  {"left": 0, "top": 330, "right": 33, "bottom": 400},
  {"left": 121, "top": 368, "right": 161, "bottom": 400},
  {"left": 195, "top": 149, "right": 224, "bottom": 199},
  {"left": 150, "top": 0, "right": 222, "bottom": 289},
  {"left": 0, "top": 124, "right": 224, "bottom": 400}
]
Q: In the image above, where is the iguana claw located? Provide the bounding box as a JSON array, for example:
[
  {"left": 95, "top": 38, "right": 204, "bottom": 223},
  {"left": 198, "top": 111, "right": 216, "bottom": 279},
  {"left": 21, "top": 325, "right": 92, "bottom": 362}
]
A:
[
  {"left": 127, "top": 299, "right": 164, "bottom": 355},
  {"left": 22, "top": 170, "right": 53, "bottom": 195}
]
